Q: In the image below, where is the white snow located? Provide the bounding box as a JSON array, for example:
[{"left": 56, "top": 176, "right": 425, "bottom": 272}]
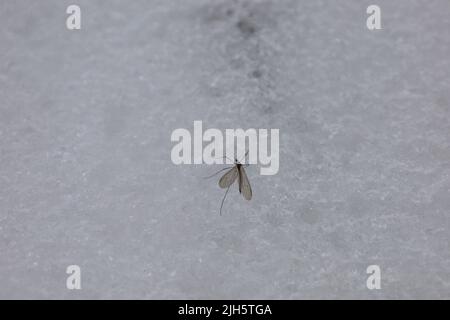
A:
[{"left": 0, "top": 0, "right": 449, "bottom": 299}]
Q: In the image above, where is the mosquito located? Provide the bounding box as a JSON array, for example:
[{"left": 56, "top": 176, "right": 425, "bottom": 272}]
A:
[{"left": 204, "top": 151, "right": 252, "bottom": 215}]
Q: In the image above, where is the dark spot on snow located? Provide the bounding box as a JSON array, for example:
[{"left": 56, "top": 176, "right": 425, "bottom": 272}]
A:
[
  {"left": 263, "top": 105, "right": 274, "bottom": 114},
  {"left": 226, "top": 8, "right": 234, "bottom": 17},
  {"left": 251, "top": 69, "right": 262, "bottom": 78},
  {"left": 202, "top": 3, "right": 235, "bottom": 23},
  {"left": 237, "top": 18, "right": 257, "bottom": 36}
]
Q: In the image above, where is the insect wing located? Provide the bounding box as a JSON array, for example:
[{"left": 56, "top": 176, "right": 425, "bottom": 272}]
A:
[
  {"left": 239, "top": 166, "right": 252, "bottom": 200},
  {"left": 219, "top": 167, "right": 238, "bottom": 189}
]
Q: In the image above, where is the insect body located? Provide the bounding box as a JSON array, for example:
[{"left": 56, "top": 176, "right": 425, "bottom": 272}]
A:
[{"left": 218, "top": 157, "right": 252, "bottom": 215}]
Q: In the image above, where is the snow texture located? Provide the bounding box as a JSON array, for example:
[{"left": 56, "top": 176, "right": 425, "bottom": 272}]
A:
[{"left": 0, "top": 0, "right": 449, "bottom": 299}]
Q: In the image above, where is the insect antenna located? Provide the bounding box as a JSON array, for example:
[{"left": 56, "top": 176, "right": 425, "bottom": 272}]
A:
[
  {"left": 237, "top": 150, "right": 250, "bottom": 163},
  {"left": 222, "top": 155, "right": 235, "bottom": 163}
]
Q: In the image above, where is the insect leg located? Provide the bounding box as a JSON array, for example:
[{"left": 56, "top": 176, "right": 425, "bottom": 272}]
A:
[
  {"left": 220, "top": 184, "right": 232, "bottom": 215},
  {"left": 203, "top": 167, "right": 233, "bottom": 179}
]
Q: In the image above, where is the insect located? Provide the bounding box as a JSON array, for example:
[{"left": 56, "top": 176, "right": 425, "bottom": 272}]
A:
[{"left": 205, "top": 151, "right": 252, "bottom": 215}]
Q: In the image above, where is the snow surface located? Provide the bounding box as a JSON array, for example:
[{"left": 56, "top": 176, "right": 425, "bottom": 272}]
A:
[{"left": 0, "top": 0, "right": 449, "bottom": 299}]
